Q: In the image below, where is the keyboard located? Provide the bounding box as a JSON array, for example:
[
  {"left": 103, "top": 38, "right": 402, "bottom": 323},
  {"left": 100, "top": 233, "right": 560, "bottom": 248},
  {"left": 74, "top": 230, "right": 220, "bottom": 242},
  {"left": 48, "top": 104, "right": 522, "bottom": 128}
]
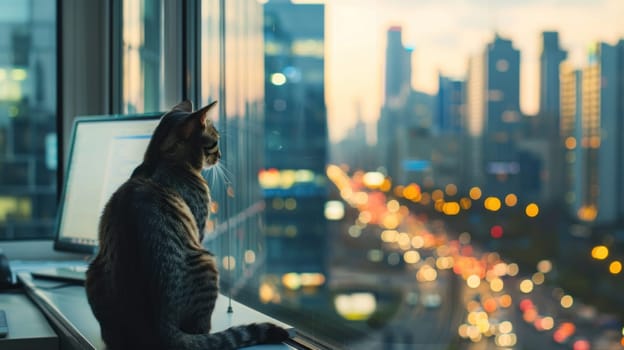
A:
[{"left": 31, "top": 265, "right": 87, "bottom": 284}]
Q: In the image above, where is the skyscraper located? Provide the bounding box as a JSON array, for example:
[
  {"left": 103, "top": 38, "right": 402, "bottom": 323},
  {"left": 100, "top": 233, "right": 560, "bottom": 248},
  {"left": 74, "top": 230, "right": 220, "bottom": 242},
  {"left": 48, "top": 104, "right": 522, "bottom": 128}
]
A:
[
  {"left": 538, "top": 31, "right": 567, "bottom": 202},
  {"left": 577, "top": 42, "right": 623, "bottom": 224},
  {"left": 262, "top": 0, "right": 328, "bottom": 278},
  {"left": 377, "top": 26, "right": 414, "bottom": 180},
  {"left": 483, "top": 35, "right": 522, "bottom": 196},
  {"left": 436, "top": 74, "right": 465, "bottom": 135},
  {"left": 264, "top": 1, "right": 327, "bottom": 174},
  {"left": 618, "top": 40, "right": 624, "bottom": 222},
  {"left": 539, "top": 31, "right": 567, "bottom": 122},
  {"left": 384, "top": 26, "right": 412, "bottom": 106},
  {"left": 463, "top": 54, "right": 486, "bottom": 187},
  {"left": 560, "top": 63, "right": 584, "bottom": 218},
  {"left": 0, "top": 1, "right": 57, "bottom": 239}
]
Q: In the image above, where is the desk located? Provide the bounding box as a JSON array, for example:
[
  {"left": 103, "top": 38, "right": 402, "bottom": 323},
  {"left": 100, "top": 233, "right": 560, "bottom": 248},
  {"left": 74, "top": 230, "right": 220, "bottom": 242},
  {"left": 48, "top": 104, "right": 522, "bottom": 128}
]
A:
[
  {"left": 18, "top": 273, "right": 297, "bottom": 350},
  {"left": 0, "top": 292, "right": 58, "bottom": 350}
]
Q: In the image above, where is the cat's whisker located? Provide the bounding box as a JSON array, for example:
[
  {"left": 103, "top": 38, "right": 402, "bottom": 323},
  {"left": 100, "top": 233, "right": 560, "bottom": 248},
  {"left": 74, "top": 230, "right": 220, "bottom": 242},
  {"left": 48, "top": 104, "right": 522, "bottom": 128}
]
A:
[
  {"left": 214, "top": 164, "right": 232, "bottom": 186},
  {"left": 211, "top": 167, "right": 220, "bottom": 189},
  {"left": 216, "top": 159, "right": 232, "bottom": 172},
  {"left": 216, "top": 164, "right": 234, "bottom": 182},
  {"left": 216, "top": 158, "right": 229, "bottom": 167}
]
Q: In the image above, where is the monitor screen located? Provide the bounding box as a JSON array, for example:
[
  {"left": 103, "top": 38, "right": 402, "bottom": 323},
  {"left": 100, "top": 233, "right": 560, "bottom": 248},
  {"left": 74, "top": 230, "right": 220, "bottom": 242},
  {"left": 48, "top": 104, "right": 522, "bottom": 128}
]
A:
[{"left": 54, "top": 115, "right": 161, "bottom": 254}]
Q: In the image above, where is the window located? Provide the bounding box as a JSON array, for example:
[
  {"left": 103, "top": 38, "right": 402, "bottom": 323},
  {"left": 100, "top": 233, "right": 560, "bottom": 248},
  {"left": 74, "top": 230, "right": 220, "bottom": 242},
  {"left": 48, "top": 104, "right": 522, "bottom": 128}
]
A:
[
  {"left": 196, "top": 0, "right": 624, "bottom": 349},
  {"left": 199, "top": 0, "right": 268, "bottom": 296},
  {"left": 122, "top": 0, "right": 164, "bottom": 113},
  {"left": 0, "top": 0, "right": 57, "bottom": 240}
]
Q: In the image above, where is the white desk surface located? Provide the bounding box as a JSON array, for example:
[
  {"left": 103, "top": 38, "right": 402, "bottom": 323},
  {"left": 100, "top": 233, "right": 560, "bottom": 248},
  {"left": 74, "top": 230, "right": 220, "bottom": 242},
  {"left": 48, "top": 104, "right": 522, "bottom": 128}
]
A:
[{"left": 18, "top": 272, "right": 296, "bottom": 350}]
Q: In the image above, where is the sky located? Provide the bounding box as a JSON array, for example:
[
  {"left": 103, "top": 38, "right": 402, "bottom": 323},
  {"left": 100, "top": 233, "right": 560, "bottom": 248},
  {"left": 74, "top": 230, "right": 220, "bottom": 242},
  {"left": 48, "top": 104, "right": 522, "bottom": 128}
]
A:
[{"left": 323, "top": 0, "right": 624, "bottom": 142}]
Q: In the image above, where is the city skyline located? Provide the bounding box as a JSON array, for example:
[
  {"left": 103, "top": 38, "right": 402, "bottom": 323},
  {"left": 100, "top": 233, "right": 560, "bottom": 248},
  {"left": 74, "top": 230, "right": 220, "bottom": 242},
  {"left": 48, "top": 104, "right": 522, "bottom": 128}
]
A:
[{"left": 325, "top": 0, "right": 624, "bottom": 141}]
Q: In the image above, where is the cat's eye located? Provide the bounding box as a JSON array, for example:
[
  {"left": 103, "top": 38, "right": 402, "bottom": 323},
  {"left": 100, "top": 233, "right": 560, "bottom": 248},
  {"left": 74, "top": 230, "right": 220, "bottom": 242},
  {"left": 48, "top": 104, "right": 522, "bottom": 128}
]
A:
[{"left": 204, "top": 141, "right": 218, "bottom": 152}]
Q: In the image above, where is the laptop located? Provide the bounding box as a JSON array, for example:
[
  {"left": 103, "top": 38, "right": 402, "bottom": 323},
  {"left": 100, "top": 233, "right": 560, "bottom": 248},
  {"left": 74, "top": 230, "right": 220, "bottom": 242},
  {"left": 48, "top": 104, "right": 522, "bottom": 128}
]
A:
[{"left": 31, "top": 114, "right": 161, "bottom": 283}]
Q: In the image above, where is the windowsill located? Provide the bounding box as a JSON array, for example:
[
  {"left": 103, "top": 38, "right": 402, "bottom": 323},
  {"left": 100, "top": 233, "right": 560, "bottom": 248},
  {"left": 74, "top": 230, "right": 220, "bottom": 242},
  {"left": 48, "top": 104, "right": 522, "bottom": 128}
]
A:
[{"left": 17, "top": 272, "right": 300, "bottom": 350}]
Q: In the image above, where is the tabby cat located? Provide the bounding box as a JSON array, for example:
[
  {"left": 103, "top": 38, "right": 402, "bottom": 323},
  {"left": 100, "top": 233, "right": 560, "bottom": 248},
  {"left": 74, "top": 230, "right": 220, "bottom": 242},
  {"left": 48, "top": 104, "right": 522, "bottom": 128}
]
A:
[{"left": 86, "top": 101, "right": 289, "bottom": 349}]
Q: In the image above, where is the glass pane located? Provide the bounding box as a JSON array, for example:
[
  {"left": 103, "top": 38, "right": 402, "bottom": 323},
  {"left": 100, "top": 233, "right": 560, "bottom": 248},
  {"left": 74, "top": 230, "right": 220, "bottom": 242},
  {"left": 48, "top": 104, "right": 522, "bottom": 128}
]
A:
[
  {"left": 200, "top": 0, "right": 267, "bottom": 296},
  {"left": 122, "top": 0, "right": 163, "bottom": 113},
  {"left": 202, "top": 0, "right": 624, "bottom": 348},
  {"left": 0, "top": 0, "right": 57, "bottom": 240}
]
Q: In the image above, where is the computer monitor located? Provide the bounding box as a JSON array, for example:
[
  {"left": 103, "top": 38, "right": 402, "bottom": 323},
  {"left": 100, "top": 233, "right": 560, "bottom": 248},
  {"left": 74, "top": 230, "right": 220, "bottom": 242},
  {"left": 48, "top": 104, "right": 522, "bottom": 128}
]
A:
[{"left": 53, "top": 114, "right": 162, "bottom": 254}]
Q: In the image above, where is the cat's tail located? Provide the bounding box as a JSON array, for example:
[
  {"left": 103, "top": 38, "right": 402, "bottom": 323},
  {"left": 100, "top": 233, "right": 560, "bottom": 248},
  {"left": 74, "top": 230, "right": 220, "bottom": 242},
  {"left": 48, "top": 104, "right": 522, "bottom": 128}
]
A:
[{"left": 173, "top": 322, "right": 290, "bottom": 350}]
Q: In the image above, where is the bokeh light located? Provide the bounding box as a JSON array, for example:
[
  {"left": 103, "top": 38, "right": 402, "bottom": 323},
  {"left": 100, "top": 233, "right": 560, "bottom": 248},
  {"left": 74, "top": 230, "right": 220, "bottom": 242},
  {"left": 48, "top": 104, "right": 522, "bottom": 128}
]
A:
[
  {"left": 387, "top": 199, "right": 400, "bottom": 212},
  {"left": 416, "top": 265, "right": 438, "bottom": 282},
  {"left": 507, "top": 263, "right": 519, "bottom": 276},
  {"left": 610, "top": 261, "right": 623, "bottom": 274},
  {"left": 469, "top": 187, "right": 482, "bottom": 200},
  {"left": 565, "top": 136, "right": 577, "bottom": 149},
  {"left": 443, "top": 202, "right": 460, "bottom": 215},
  {"left": 541, "top": 317, "right": 554, "bottom": 330},
  {"left": 499, "top": 321, "right": 513, "bottom": 334},
  {"left": 411, "top": 236, "right": 424, "bottom": 249},
  {"left": 490, "top": 277, "right": 504, "bottom": 292},
  {"left": 404, "top": 250, "right": 421, "bottom": 264},
  {"left": 334, "top": 293, "right": 377, "bottom": 321},
  {"left": 460, "top": 197, "right": 472, "bottom": 209},
  {"left": 532, "top": 272, "right": 545, "bottom": 285},
  {"left": 466, "top": 274, "right": 481, "bottom": 288},
  {"left": 445, "top": 183, "right": 458, "bottom": 196},
  {"left": 324, "top": 201, "right": 345, "bottom": 220},
  {"left": 519, "top": 279, "right": 534, "bottom": 293},
  {"left": 490, "top": 225, "right": 504, "bottom": 239},
  {"left": 560, "top": 295, "right": 574, "bottom": 308},
  {"left": 591, "top": 245, "right": 609, "bottom": 260},
  {"left": 525, "top": 203, "right": 539, "bottom": 217},
  {"left": 270, "top": 72, "right": 287, "bottom": 85},
  {"left": 499, "top": 294, "right": 512, "bottom": 308},
  {"left": 537, "top": 260, "right": 552, "bottom": 273},
  {"left": 484, "top": 197, "right": 502, "bottom": 211},
  {"left": 504, "top": 193, "right": 518, "bottom": 207},
  {"left": 362, "top": 171, "right": 385, "bottom": 188},
  {"left": 573, "top": 339, "right": 590, "bottom": 350},
  {"left": 459, "top": 232, "right": 471, "bottom": 245}
]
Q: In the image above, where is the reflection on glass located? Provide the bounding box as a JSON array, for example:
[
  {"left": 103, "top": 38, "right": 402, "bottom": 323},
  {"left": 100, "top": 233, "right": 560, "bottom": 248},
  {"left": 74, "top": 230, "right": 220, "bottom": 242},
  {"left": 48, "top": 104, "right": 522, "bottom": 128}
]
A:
[
  {"left": 202, "top": 0, "right": 624, "bottom": 348},
  {"left": 200, "top": 0, "right": 267, "bottom": 306},
  {"left": 0, "top": 0, "right": 57, "bottom": 239},
  {"left": 122, "top": 0, "right": 162, "bottom": 113}
]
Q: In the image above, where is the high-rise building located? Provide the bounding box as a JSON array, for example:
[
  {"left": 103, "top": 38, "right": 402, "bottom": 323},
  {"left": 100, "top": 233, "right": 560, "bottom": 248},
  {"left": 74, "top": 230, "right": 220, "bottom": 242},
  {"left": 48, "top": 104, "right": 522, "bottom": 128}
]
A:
[
  {"left": 560, "top": 63, "right": 584, "bottom": 218},
  {"left": 618, "top": 40, "right": 624, "bottom": 222},
  {"left": 537, "top": 32, "right": 568, "bottom": 202},
  {"left": 479, "top": 35, "right": 523, "bottom": 197},
  {"left": 436, "top": 74, "right": 465, "bottom": 135},
  {"left": 384, "top": 26, "right": 412, "bottom": 106},
  {"left": 463, "top": 55, "right": 486, "bottom": 188},
  {"left": 539, "top": 31, "right": 567, "bottom": 122},
  {"left": 0, "top": 1, "right": 57, "bottom": 239},
  {"left": 264, "top": 1, "right": 327, "bottom": 174},
  {"left": 377, "top": 26, "right": 415, "bottom": 181},
  {"left": 576, "top": 42, "right": 623, "bottom": 224},
  {"left": 262, "top": 0, "right": 328, "bottom": 278}
]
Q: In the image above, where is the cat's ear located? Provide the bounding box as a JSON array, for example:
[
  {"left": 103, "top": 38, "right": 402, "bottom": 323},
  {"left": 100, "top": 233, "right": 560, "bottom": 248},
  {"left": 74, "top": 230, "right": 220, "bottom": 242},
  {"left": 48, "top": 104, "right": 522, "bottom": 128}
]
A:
[
  {"left": 180, "top": 101, "right": 218, "bottom": 138},
  {"left": 194, "top": 100, "right": 218, "bottom": 127},
  {"left": 171, "top": 100, "right": 193, "bottom": 113}
]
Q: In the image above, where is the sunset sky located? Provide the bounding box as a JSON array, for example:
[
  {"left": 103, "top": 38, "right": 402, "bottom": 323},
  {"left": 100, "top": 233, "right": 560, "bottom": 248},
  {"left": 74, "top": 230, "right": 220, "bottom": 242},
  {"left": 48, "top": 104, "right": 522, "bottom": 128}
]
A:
[{"left": 323, "top": 0, "right": 624, "bottom": 142}]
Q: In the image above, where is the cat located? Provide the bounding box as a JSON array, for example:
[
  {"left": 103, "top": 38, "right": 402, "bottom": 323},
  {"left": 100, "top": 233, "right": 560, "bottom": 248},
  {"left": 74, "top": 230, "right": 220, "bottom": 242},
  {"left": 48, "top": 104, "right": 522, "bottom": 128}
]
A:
[{"left": 85, "top": 100, "right": 289, "bottom": 349}]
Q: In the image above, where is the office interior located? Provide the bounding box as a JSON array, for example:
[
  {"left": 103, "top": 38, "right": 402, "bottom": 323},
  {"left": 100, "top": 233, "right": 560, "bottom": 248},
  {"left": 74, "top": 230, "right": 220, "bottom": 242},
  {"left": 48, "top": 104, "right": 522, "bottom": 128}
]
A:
[{"left": 1, "top": 0, "right": 624, "bottom": 349}]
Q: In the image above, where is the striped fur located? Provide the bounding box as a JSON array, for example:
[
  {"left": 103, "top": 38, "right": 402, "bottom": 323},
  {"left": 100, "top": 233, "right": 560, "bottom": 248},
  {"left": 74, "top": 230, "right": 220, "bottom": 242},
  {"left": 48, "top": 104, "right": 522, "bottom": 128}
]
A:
[{"left": 85, "top": 101, "right": 289, "bottom": 349}]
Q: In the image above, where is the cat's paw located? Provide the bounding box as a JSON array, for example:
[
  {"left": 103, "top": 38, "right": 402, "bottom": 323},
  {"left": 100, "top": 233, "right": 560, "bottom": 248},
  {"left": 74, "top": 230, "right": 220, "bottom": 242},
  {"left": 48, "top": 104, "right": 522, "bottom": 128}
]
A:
[{"left": 258, "top": 322, "right": 290, "bottom": 344}]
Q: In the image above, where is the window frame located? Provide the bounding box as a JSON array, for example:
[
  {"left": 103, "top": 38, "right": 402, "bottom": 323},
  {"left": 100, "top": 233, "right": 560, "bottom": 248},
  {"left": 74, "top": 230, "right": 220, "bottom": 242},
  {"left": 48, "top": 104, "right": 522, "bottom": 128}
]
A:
[{"left": 2, "top": 0, "right": 207, "bottom": 257}]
